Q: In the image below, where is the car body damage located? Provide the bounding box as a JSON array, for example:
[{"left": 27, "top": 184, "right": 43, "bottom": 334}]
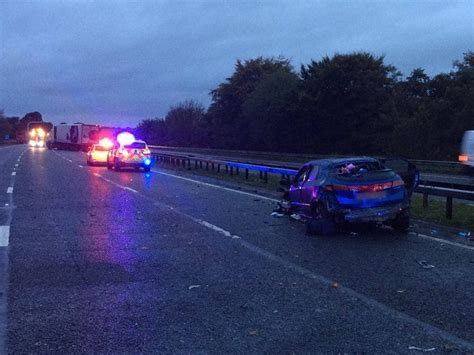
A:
[{"left": 279, "top": 157, "right": 419, "bottom": 234}]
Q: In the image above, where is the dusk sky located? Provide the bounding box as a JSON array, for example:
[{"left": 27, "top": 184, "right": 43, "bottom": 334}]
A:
[{"left": 1, "top": 0, "right": 473, "bottom": 127}]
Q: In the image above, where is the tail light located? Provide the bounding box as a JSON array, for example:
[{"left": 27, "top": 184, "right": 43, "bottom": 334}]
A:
[
  {"left": 459, "top": 154, "right": 469, "bottom": 162},
  {"left": 325, "top": 179, "right": 404, "bottom": 192},
  {"left": 392, "top": 179, "right": 405, "bottom": 187}
]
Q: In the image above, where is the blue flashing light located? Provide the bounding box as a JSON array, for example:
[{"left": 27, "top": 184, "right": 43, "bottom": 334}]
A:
[{"left": 144, "top": 158, "right": 151, "bottom": 166}]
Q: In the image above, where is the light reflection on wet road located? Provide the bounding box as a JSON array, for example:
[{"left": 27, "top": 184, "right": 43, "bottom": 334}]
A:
[{"left": 3, "top": 145, "right": 474, "bottom": 353}]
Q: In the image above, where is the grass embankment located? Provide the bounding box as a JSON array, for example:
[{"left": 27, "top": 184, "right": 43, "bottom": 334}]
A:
[
  {"left": 410, "top": 194, "right": 474, "bottom": 232},
  {"left": 159, "top": 162, "right": 473, "bottom": 232}
]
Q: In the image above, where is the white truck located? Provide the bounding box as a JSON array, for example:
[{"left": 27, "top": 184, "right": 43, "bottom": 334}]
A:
[
  {"left": 48, "top": 123, "right": 101, "bottom": 151},
  {"left": 459, "top": 130, "right": 474, "bottom": 174}
]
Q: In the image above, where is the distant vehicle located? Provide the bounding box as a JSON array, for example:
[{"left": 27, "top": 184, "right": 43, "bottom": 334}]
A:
[
  {"left": 48, "top": 123, "right": 100, "bottom": 151},
  {"left": 107, "top": 133, "right": 153, "bottom": 172},
  {"left": 27, "top": 122, "right": 53, "bottom": 148},
  {"left": 86, "top": 138, "right": 114, "bottom": 166},
  {"left": 459, "top": 130, "right": 474, "bottom": 174},
  {"left": 280, "top": 157, "right": 418, "bottom": 235}
]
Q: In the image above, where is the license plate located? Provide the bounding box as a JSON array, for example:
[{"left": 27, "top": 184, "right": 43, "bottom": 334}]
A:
[{"left": 357, "top": 191, "right": 387, "bottom": 200}]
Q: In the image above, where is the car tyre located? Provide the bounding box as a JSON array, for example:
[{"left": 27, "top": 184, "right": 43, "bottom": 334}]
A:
[
  {"left": 114, "top": 159, "right": 121, "bottom": 172},
  {"left": 306, "top": 202, "right": 336, "bottom": 236},
  {"left": 391, "top": 211, "right": 410, "bottom": 233}
]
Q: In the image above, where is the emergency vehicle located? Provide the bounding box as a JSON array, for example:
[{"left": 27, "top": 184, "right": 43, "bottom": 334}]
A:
[{"left": 106, "top": 132, "right": 153, "bottom": 172}]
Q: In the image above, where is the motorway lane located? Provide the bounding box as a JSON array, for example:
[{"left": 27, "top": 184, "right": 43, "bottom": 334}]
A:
[
  {"left": 0, "top": 145, "right": 27, "bottom": 353},
  {"left": 66, "top": 149, "right": 474, "bottom": 341},
  {"left": 5, "top": 146, "right": 474, "bottom": 352}
]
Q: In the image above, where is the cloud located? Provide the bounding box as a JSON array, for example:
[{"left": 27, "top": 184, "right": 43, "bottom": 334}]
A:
[{"left": 1, "top": 0, "right": 472, "bottom": 126}]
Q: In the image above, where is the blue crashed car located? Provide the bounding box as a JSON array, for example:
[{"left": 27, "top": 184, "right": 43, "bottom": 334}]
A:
[{"left": 282, "top": 157, "right": 419, "bottom": 233}]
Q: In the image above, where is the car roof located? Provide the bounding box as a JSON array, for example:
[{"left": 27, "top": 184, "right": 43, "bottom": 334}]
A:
[{"left": 306, "top": 156, "right": 380, "bottom": 167}]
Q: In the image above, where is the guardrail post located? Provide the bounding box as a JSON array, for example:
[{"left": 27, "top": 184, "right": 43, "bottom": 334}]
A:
[
  {"left": 187, "top": 159, "right": 191, "bottom": 169},
  {"left": 446, "top": 197, "right": 453, "bottom": 219},
  {"left": 423, "top": 193, "right": 428, "bottom": 208},
  {"left": 259, "top": 171, "right": 263, "bottom": 180},
  {"left": 245, "top": 168, "right": 249, "bottom": 179},
  {"left": 230, "top": 166, "right": 233, "bottom": 175},
  {"left": 217, "top": 164, "right": 220, "bottom": 173},
  {"left": 236, "top": 167, "right": 239, "bottom": 175},
  {"left": 225, "top": 165, "right": 228, "bottom": 174},
  {"left": 264, "top": 171, "right": 268, "bottom": 183},
  {"left": 199, "top": 161, "right": 203, "bottom": 169},
  {"left": 195, "top": 160, "right": 198, "bottom": 169},
  {"left": 211, "top": 162, "right": 215, "bottom": 171},
  {"left": 206, "top": 162, "right": 209, "bottom": 171}
]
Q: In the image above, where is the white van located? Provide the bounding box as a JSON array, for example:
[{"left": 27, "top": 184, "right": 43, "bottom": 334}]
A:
[{"left": 459, "top": 130, "right": 474, "bottom": 172}]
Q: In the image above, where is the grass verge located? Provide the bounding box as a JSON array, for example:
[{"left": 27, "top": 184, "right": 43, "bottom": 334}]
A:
[{"left": 411, "top": 194, "right": 474, "bottom": 232}]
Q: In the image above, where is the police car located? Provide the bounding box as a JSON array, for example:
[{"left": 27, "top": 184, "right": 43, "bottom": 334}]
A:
[
  {"left": 106, "top": 132, "right": 153, "bottom": 172},
  {"left": 86, "top": 138, "right": 113, "bottom": 165}
]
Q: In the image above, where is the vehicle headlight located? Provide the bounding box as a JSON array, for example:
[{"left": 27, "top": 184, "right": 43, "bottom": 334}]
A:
[{"left": 29, "top": 140, "right": 36, "bottom": 147}]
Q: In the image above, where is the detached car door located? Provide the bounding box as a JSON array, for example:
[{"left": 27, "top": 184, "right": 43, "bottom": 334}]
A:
[{"left": 289, "top": 165, "right": 313, "bottom": 212}]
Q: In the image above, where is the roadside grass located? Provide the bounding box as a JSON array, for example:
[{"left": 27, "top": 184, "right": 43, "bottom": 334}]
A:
[
  {"left": 410, "top": 194, "right": 474, "bottom": 232},
  {"left": 158, "top": 161, "right": 473, "bottom": 231}
]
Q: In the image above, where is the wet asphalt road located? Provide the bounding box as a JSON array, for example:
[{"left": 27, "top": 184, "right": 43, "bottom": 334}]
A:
[{"left": 1, "top": 145, "right": 474, "bottom": 353}]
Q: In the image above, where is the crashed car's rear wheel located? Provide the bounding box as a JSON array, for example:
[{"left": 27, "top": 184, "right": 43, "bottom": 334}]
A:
[
  {"left": 391, "top": 211, "right": 410, "bottom": 233},
  {"left": 306, "top": 202, "right": 336, "bottom": 236}
]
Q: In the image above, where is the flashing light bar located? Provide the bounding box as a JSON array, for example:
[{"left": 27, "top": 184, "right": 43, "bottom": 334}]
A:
[{"left": 117, "top": 132, "right": 135, "bottom": 146}]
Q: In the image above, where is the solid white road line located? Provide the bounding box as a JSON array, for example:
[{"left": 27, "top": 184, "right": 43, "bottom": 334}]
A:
[
  {"left": 152, "top": 170, "right": 474, "bottom": 252},
  {"left": 409, "top": 232, "right": 474, "bottom": 251},
  {"left": 123, "top": 187, "right": 138, "bottom": 193},
  {"left": 152, "top": 169, "right": 279, "bottom": 202},
  {"left": 6, "top": 187, "right": 13, "bottom": 194},
  {"left": 103, "top": 175, "right": 474, "bottom": 351},
  {"left": 0, "top": 226, "right": 9, "bottom": 247}
]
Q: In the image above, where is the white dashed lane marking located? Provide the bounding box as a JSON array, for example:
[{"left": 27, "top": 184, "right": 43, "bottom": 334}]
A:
[
  {"left": 11, "top": 172, "right": 16, "bottom": 176},
  {"left": 6, "top": 187, "right": 13, "bottom": 194},
  {"left": 0, "top": 226, "right": 10, "bottom": 247}
]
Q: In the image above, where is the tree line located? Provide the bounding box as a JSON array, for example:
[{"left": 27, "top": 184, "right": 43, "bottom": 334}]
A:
[
  {"left": 136, "top": 51, "right": 473, "bottom": 160},
  {"left": 0, "top": 111, "right": 44, "bottom": 141}
]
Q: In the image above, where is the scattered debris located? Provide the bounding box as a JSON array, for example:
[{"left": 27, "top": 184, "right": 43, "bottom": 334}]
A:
[
  {"left": 408, "top": 346, "right": 436, "bottom": 352},
  {"left": 231, "top": 235, "right": 241, "bottom": 239},
  {"left": 457, "top": 231, "right": 472, "bottom": 239},
  {"left": 290, "top": 213, "right": 302, "bottom": 221},
  {"left": 350, "top": 232, "right": 358, "bottom": 237},
  {"left": 248, "top": 329, "right": 258, "bottom": 336},
  {"left": 430, "top": 230, "right": 438, "bottom": 236},
  {"left": 271, "top": 212, "right": 284, "bottom": 218},
  {"left": 253, "top": 199, "right": 261, "bottom": 202},
  {"left": 396, "top": 289, "right": 406, "bottom": 293},
  {"left": 417, "top": 260, "right": 435, "bottom": 269},
  {"left": 188, "top": 285, "right": 201, "bottom": 290},
  {"left": 331, "top": 282, "right": 339, "bottom": 288}
]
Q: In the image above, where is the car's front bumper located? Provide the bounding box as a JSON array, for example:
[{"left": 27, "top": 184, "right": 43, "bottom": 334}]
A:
[{"left": 341, "top": 202, "right": 409, "bottom": 223}]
